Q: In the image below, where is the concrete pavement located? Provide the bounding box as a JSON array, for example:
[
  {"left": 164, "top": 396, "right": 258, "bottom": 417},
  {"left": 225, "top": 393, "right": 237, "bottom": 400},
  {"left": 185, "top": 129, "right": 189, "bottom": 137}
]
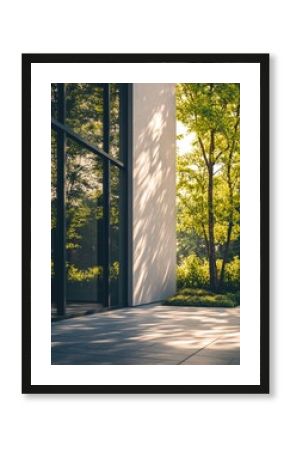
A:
[{"left": 51, "top": 304, "right": 240, "bottom": 365}]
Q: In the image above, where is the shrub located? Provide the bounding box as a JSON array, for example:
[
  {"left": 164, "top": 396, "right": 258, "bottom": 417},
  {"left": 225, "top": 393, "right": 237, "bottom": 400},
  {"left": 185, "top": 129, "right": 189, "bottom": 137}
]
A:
[
  {"left": 177, "top": 253, "right": 240, "bottom": 292},
  {"left": 164, "top": 288, "right": 240, "bottom": 307},
  {"left": 222, "top": 256, "right": 240, "bottom": 291},
  {"left": 177, "top": 252, "right": 209, "bottom": 289}
]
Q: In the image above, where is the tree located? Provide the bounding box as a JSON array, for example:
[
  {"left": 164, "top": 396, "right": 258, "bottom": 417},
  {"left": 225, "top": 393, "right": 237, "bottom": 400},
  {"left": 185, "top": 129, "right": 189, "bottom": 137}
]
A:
[{"left": 176, "top": 83, "right": 240, "bottom": 291}]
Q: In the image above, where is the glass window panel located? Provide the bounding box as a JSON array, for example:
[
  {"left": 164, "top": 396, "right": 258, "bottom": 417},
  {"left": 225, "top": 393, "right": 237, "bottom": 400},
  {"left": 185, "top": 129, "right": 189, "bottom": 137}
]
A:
[
  {"left": 110, "top": 164, "right": 124, "bottom": 307},
  {"left": 65, "top": 138, "right": 104, "bottom": 304},
  {"left": 51, "top": 129, "right": 57, "bottom": 306},
  {"left": 51, "top": 83, "right": 127, "bottom": 313},
  {"left": 65, "top": 83, "right": 104, "bottom": 150},
  {"left": 110, "top": 84, "right": 121, "bottom": 159},
  {"left": 51, "top": 83, "right": 58, "bottom": 120}
]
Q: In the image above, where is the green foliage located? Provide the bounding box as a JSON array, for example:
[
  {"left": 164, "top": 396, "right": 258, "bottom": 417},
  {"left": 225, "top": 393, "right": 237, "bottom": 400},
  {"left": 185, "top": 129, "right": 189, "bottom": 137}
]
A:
[
  {"left": 177, "top": 252, "right": 240, "bottom": 292},
  {"left": 220, "top": 256, "right": 240, "bottom": 291},
  {"left": 110, "top": 261, "right": 120, "bottom": 280},
  {"left": 177, "top": 252, "right": 209, "bottom": 289},
  {"left": 67, "top": 264, "right": 102, "bottom": 282},
  {"left": 176, "top": 83, "right": 240, "bottom": 138},
  {"left": 176, "top": 83, "right": 240, "bottom": 291},
  {"left": 164, "top": 288, "right": 240, "bottom": 308}
]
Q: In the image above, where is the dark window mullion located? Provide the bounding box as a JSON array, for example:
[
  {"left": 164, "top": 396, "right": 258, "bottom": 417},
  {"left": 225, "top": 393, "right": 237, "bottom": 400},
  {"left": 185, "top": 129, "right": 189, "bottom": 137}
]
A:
[
  {"left": 119, "top": 84, "right": 129, "bottom": 306},
  {"left": 121, "top": 84, "right": 133, "bottom": 306},
  {"left": 55, "top": 83, "right": 66, "bottom": 316},
  {"left": 51, "top": 118, "right": 125, "bottom": 170},
  {"left": 103, "top": 85, "right": 111, "bottom": 308}
]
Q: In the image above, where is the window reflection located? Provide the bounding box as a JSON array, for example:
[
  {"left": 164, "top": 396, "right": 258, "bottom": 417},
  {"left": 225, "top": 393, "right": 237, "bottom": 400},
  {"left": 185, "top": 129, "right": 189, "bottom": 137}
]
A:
[
  {"left": 110, "top": 164, "right": 123, "bottom": 306},
  {"left": 66, "top": 138, "right": 104, "bottom": 303},
  {"left": 51, "top": 83, "right": 58, "bottom": 120},
  {"left": 51, "top": 83, "right": 126, "bottom": 311},
  {"left": 51, "top": 129, "right": 57, "bottom": 305},
  {"left": 66, "top": 83, "right": 104, "bottom": 150},
  {"left": 110, "top": 84, "right": 120, "bottom": 159}
]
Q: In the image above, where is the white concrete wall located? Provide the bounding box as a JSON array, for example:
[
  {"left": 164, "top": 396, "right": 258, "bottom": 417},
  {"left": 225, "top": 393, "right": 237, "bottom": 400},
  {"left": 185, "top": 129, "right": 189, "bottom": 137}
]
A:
[{"left": 132, "top": 84, "right": 176, "bottom": 305}]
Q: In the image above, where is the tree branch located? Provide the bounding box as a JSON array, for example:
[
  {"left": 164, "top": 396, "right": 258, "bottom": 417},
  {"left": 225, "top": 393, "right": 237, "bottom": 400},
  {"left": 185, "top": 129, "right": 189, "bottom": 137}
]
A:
[{"left": 198, "top": 136, "right": 209, "bottom": 168}]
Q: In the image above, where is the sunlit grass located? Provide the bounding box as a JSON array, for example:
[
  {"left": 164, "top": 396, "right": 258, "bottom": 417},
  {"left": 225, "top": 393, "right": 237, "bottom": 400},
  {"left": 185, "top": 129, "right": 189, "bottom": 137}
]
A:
[{"left": 164, "top": 288, "right": 240, "bottom": 308}]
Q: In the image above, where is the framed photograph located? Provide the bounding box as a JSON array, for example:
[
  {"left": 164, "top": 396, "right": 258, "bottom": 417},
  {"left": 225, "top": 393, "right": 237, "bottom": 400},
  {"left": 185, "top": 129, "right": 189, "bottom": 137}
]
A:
[{"left": 22, "top": 53, "right": 269, "bottom": 394}]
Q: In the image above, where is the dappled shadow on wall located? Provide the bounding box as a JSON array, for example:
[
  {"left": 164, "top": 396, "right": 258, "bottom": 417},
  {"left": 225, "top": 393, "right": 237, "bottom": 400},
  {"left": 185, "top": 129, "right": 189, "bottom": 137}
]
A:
[{"left": 133, "top": 84, "right": 176, "bottom": 304}]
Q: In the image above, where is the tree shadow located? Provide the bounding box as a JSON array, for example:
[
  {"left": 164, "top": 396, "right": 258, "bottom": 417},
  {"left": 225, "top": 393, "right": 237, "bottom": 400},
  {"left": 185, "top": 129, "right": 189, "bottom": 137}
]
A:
[
  {"left": 51, "top": 305, "right": 240, "bottom": 365},
  {"left": 133, "top": 84, "right": 176, "bottom": 305}
]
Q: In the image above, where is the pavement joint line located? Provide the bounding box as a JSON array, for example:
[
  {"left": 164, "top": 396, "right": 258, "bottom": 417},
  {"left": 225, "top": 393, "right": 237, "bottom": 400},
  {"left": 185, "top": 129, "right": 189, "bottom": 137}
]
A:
[{"left": 177, "top": 336, "right": 223, "bottom": 365}]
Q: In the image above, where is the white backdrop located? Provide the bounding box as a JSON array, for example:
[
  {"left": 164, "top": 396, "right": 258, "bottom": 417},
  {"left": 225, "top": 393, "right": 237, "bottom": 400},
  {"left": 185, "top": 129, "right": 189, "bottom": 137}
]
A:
[{"left": 0, "top": 1, "right": 286, "bottom": 449}]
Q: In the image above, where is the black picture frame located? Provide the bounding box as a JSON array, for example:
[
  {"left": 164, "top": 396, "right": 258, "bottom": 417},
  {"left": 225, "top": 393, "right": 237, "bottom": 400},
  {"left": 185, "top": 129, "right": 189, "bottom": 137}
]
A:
[{"left": 22, "top": 53, "right": 269, "bottom": 394}]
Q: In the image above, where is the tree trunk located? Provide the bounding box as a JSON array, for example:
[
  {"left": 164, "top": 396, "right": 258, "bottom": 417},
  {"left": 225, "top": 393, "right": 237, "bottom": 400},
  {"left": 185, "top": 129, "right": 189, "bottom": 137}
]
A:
[
  {"left": 219, "top": 164, "right": 234, "bottom": 289},
  {"left": 219, "top": 161, "right": 234, "bottom": 289},
  {"left": 219, "top": 106, "right": 239, "bottom": 289},
  {"left": 201, "top": 222, "right": 210, "bottom": 259},
  {"left": 198, "top": 131, "right": 217, "bottom": 291},
  {"left": 208, "top": 162, "right": 217, "bottom": 291},
  {"left": 219, "top": 219, "right": 233, "bottom": 290}
]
